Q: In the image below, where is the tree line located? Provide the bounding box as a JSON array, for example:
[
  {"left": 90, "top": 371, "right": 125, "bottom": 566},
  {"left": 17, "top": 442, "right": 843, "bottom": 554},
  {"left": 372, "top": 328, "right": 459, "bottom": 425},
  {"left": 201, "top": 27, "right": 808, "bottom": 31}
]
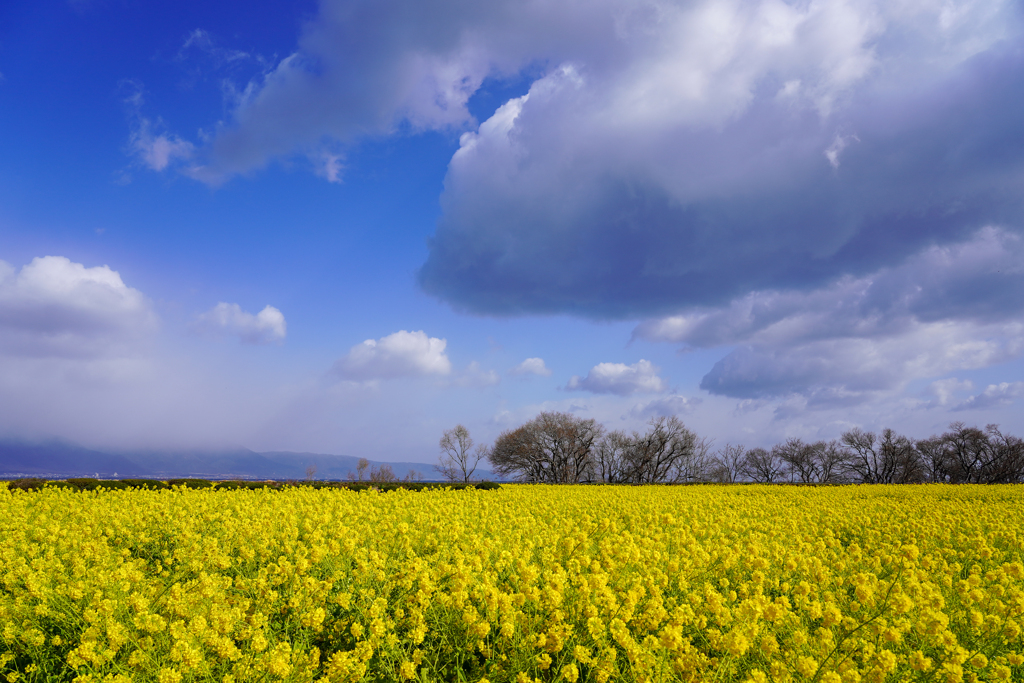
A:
[{"left": 438, "top": 413, "right": 1024, "bottom": 484}]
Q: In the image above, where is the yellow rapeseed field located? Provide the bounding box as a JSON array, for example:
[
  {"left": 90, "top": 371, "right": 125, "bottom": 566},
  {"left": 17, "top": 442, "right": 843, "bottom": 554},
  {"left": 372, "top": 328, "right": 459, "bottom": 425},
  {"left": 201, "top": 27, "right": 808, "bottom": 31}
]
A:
[{"left": 1, "top": 484, "right": 1023, "bottom": 683}]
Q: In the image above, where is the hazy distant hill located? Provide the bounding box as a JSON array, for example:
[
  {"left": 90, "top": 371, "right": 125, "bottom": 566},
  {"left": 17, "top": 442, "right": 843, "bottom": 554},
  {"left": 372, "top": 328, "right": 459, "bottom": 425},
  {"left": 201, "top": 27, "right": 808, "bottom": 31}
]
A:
[
  {"left": 0, "top": 440, "right": 495, "bottom": 481},
  {"left": 0, "top": 441, "right": 150, "bottom": 479}
]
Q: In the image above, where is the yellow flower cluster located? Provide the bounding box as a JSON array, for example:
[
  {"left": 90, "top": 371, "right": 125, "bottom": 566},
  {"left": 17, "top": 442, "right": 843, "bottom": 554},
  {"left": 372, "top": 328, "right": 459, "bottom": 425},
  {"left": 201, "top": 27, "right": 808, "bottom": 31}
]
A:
[{"left": 2, "top": 483, "right": 1023, "bottom": 682}]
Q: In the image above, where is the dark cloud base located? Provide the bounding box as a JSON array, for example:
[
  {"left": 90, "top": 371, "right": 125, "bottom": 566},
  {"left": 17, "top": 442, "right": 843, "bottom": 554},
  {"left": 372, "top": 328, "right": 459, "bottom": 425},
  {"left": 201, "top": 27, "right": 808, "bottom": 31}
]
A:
[{"left": 419, "top": 43, "right": 1024, "bottom": 320}]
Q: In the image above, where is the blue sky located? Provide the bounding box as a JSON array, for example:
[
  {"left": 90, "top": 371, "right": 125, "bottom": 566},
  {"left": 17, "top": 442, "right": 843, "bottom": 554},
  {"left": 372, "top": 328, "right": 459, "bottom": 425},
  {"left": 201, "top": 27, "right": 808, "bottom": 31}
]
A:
[{"left": 2, "top": 0, "right": 1023, "bottom": 463}]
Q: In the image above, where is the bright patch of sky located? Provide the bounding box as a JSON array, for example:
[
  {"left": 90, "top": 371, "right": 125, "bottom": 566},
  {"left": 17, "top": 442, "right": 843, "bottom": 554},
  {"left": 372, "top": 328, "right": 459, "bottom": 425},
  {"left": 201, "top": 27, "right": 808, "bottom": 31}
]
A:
[{"left": 1, "top": 0, "right": 1022, "bottom": 462}]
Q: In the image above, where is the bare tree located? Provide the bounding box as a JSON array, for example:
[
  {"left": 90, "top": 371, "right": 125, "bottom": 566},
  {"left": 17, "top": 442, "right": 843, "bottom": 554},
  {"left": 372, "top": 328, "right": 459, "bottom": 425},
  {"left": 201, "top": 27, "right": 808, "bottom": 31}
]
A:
[
  {"left": 981, "top": 425, "right": 1024, "bottom": 483},
  {"left": 842, "top": 429, "right": 889, "bottom": 484},
  {"left": 918, "top": 423, "right": 1024, "bottom": 484},
  {"left": 816, "top": 440, "right": 850, "bottom": 484},
  {"left": 775, "top": 438, "right": 819, "bottom": 483},
  {"left": 592, "top": 430, "right": 633, "bottom": 483},
  {"left": 587, "top": 417, "right": 710, "bottom": 483},
  {"left": 932, "top": 422, "right": 989, "bottom": 483},
  {"left": 369, "top": 464, "right": 397, "bottom": 483},
  {"left": 489, "top": 411, "right": 603, "bottom": 483},
  {"left": 437, "top": 425, "right": 484, "bottom": 483},
  {"left": 841, "top": 428, "right": 923, "bottom": 484},
  {"left": 773, "top": 439, "right": 849, "bottom": 484},
  {"left": 667, "top": 430, "right": 714, "bottom": 483},
  {"left": 304, "top": 464, "right": 318, "bottom": 481},
  {"left": 624, "top": 417, "right": 706, "bottom": 483},
  {"left": 742, "top": 447, "right": 784, "bottom": 483},
  {"left": 488, "top": 423, "right": 545, "bottom": 482},
  {"left": 709, "top": 444, "right": 747, "bottom": 483},
  {"left": 356, "top": 458, "right": 369, "bottom": 482},
  {"left": 916, "top": 435, "right": 950, "bottom": 483},
  {"left": 985, "top": 425, "right": 1024, "bottom": 483}
]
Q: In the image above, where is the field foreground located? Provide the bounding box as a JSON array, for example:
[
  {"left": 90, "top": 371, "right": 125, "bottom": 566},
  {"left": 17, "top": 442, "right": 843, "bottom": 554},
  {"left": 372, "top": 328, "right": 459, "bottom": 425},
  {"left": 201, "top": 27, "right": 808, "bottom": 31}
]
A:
[{"left": 1, "top": 484, "right": 1023, "bottom": 683}]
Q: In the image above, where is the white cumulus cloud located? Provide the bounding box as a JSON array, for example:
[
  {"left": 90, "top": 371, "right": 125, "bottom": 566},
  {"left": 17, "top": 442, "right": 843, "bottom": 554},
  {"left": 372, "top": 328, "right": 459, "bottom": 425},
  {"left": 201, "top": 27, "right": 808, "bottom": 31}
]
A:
[
  {"left": 194, "top": 303, "right": 287, "bottom": 345},
  {"left": 567, "top": 359, "right": 668, "bottom": 395},
  {"left": 0, "top": 256, "right": 156, "bottom": 358},
  {"left": 334, "top": 330, "right": 452, "bottom": 380},
  {"left": 509, "top": 357, "right": 552, "bottom": 377}
]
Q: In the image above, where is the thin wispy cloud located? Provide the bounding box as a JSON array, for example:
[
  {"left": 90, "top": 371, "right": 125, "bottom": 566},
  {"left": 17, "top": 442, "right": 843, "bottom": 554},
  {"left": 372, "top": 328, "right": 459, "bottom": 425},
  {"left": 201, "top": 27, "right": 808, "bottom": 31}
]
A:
[
  {"left": 630, "top": 394, "right": 702, "bottom": 419},
  {"left": 177, "top": 29, "right": 252, "bottom": 67},
  {"left": 122, "top": 84, "right": 195, "bottom": 174}
]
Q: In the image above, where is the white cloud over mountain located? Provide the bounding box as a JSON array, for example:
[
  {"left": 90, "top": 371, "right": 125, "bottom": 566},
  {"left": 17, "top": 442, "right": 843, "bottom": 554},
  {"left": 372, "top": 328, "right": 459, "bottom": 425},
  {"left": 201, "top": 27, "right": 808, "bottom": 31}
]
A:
[{"left": 0, "top": 256, "right": 496, "bottom": 457}]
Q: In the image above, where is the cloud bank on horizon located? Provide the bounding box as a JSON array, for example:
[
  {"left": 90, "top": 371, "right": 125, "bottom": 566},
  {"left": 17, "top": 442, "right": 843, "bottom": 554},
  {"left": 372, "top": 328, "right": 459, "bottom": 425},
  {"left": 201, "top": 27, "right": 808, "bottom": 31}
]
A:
[{"left": 635, "top": 227, "right": 1024, "bottom": 401}]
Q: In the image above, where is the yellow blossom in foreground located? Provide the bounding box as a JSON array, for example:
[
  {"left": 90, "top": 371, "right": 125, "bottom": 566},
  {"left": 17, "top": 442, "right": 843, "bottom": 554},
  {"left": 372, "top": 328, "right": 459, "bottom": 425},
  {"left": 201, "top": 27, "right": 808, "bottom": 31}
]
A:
[{"left": 1, "top": 483, "right": 1023, "bottom": 682}]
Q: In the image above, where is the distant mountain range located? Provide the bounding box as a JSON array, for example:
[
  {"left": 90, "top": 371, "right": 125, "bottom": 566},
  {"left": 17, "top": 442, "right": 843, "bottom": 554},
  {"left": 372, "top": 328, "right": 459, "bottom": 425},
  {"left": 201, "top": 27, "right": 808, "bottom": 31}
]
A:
[{"left": 0, "top": 440, "right": 497, "bottom": 482}]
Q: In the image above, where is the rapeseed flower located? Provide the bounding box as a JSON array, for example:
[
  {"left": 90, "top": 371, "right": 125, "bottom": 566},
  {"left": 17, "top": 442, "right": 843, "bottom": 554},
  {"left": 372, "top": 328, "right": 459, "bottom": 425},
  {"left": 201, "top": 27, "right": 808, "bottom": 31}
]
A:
[{"left": 1, "top": 483, "right": 1023, "bottom": 682}]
